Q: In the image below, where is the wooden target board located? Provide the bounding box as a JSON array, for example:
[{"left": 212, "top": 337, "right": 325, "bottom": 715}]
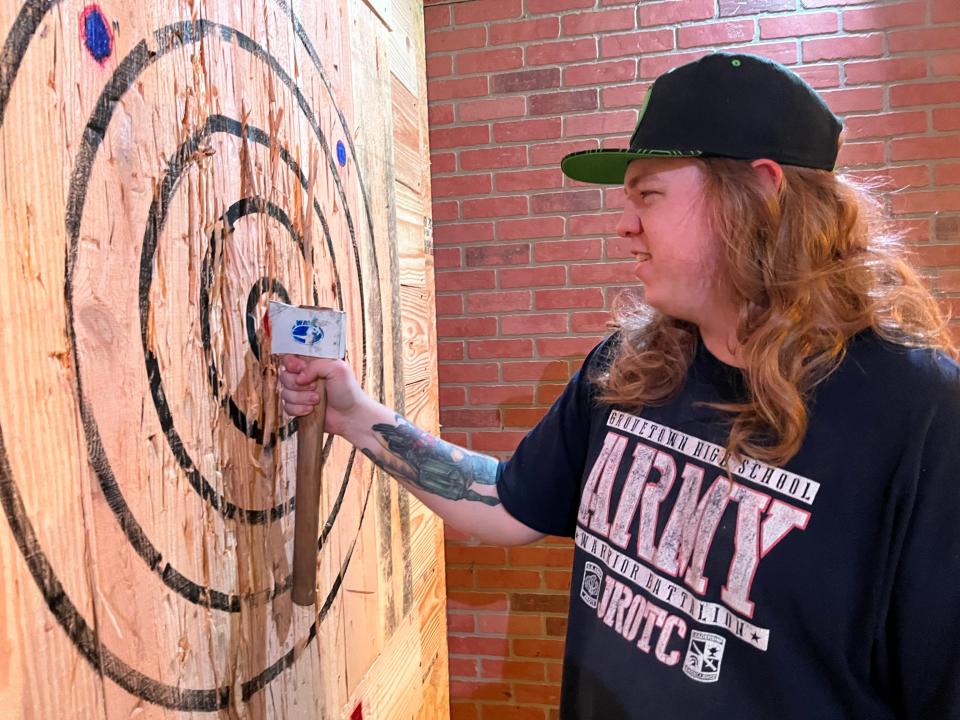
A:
[{"left": 0, "top": 0, "right": 446, "bottom": 718}]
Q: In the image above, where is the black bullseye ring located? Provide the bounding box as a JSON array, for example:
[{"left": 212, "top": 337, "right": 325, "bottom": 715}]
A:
[
  {"left": 202, "top": 199, "right": 299, "bottom": 446},
  {"left": 245, "top": 278, "right": 290, "bottom": 364},
  {"left": 0, "top": 2, "right": 386, "bottom": 710},
  {"left": 147, "top": 117, "right": 344, "bottom": 522}
]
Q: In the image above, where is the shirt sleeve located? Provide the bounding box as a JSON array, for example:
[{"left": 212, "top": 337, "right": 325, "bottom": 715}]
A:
[
  {"left": 883, "top": 358, "right": 960, "bottom": 718},
  {"left": 496, "top": 336, "right": 615, "bottom": 538}
]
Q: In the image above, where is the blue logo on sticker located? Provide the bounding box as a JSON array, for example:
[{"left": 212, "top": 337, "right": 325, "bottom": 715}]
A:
[{"left": 292, "top": 320, "right": 324, "bottom": 345}]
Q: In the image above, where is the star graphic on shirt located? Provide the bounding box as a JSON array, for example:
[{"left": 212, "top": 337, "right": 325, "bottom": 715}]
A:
[{"left": 751, "top": 632, "right": 761, "bottom": 643}]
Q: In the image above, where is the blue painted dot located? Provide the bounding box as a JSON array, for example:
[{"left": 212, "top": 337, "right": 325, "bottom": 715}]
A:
[
  {"left": 81, "top": 5, "right": 113, "bottom": 65},
  {"left": 336, "top": 140, "right": 347, "bottom": 167}
]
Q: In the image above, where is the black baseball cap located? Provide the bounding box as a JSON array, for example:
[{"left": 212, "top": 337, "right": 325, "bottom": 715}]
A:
[{"left": 561, "top": 52, "right": 842, "bottom": 185}]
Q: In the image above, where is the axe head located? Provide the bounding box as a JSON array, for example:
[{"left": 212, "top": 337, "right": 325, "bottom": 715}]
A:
[{"left": 268, "top": 300, "right": 347, "bottom": 359}]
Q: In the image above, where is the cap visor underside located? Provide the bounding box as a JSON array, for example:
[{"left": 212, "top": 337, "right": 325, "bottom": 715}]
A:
[{"left": 560, "top": 148, "right": 703, "bottom": 185}]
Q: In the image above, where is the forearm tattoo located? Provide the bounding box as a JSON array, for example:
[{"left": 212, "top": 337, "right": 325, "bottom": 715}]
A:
[{"left": 361, "top": 415, "right": 501, "bottom": 506}]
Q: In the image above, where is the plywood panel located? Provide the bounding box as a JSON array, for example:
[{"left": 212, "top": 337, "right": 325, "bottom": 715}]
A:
[{"left": 0, "top": 0, "right": 446, "bottom": 717}]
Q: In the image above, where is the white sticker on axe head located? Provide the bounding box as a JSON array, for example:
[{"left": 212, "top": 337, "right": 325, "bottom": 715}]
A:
[{"left": 268, "top": 300, "right": 347, "bottom": 359}]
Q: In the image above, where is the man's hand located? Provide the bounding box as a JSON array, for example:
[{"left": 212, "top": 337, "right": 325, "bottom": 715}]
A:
[{"left": 278, "top": 355, "right": 367, "bottom": 438}]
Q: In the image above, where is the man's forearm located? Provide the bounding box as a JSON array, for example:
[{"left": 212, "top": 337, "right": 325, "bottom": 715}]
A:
[
  {"left": 361, "top": 414, "right": 501, "bottom": 506},
  {"left": 341, "top": 400, "right": 542, "bottom": 546}
]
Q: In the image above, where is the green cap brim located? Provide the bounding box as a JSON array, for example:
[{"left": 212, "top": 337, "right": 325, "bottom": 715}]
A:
[{"left": 561, "top": 148, "right": 704, "bottom": 185}]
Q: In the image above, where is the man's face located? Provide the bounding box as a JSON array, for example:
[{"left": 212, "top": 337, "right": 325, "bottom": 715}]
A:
[{"left": 617, "top": 158, "right": 728, "bottom": 325}]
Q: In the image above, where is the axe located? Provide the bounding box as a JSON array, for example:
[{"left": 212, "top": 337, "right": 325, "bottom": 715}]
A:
[{"left": 268, "top": 300, "right": 347, "bottom": 606}]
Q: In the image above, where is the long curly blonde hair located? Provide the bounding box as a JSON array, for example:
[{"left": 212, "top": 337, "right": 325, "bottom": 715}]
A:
[{"left": 597, "top": 158, "right": 956, "bottom": 467}]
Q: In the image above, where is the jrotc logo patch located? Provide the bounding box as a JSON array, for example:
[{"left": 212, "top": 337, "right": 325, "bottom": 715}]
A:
[
  {"left": 580, "top": 562, "right": 603, "bottom": 609},
  {"left": 683, "top": 630, "right": 726, "bottom": 683}
]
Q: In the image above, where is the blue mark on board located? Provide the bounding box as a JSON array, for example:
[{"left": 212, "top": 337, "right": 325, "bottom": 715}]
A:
[
  {"left": 292, "top": 320, "right": 324, "bottom": 345},
  {"left": 336, "top": 140, "right": 347, "bottom": 167},
  {"left": 81, "top": 5, "right": 113, "bottom": 65}
]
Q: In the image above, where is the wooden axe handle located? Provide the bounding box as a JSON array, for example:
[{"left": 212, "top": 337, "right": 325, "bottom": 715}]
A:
[{"left": 292, "top": 377, "right": 327, "bottom": 607}]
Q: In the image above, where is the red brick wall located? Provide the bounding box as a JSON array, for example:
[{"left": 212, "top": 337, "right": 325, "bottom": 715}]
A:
[{"left": 423, "top": 1, "right": 960, "bottom": 718}]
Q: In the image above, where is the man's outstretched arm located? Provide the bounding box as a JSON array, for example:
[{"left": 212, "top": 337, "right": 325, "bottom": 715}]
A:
[{"left": 280, "top": 355, "right": 544, "bottom": 546}]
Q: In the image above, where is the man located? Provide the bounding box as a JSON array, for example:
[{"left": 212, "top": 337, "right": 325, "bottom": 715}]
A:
[{"left": 280, "top": 53, "right": 960, "bottom": 719}]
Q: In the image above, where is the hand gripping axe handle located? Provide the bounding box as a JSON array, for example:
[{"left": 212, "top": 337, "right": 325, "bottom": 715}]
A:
[{"left": 268, "top": 300, "right": 347, "bottom": 607}]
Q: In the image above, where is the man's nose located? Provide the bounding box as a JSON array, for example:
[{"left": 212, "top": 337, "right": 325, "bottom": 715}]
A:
[{"left": 616, "top": 206, "right": 642, "bottom": 237}]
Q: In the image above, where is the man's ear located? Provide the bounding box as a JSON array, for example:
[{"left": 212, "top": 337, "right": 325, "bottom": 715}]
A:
[{"left": 750, "top": 158, "right": 784, "bottom": 194}]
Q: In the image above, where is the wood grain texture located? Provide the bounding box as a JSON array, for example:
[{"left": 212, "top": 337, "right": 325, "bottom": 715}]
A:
[
  {"left": 0, "top": 0, "right": 446, "bottom": 717},
  {"left": 390, "top": 1, "right": 449, "bottom": 718}
]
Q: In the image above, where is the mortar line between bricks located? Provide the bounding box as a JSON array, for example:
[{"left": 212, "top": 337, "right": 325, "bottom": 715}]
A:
[{"left": 426, "top": 0, "right": 489, "bottom": 6}]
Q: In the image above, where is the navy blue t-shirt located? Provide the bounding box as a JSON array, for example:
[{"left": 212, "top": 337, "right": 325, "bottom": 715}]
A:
[{"left": 497, "top": 332, "right": 960, "bottom": 720}]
